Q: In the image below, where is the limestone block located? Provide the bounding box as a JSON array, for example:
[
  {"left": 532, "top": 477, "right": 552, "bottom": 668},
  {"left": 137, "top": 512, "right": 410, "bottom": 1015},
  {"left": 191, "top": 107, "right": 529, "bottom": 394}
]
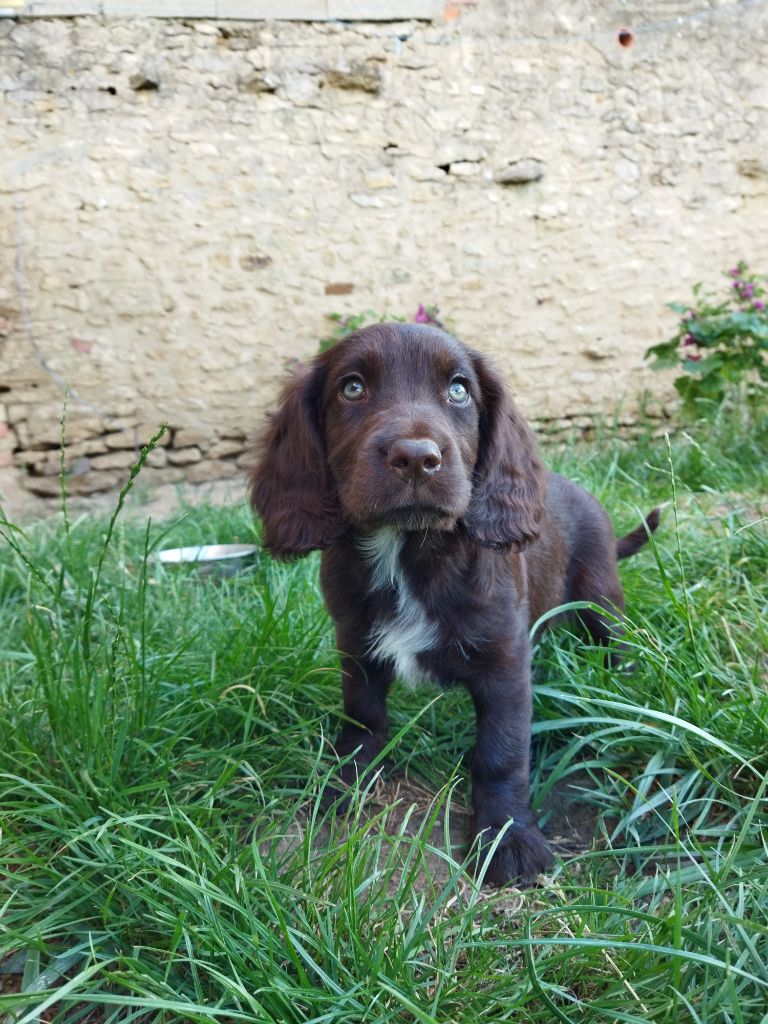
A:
[
  {"left": 494, "top": 159, "right": 545, "bottom": 185},
  {"left": 208, "top": 439, "right": 246, "bottom": 458},
  {"left": 240, "top": 72, "right": 280, "bottom": 94},
  {"left": 173, "top": 428, "right": 209, "bottom": 448},
  {"left": 19, "top": 453, "right": 66, "bottom": 476},
  {"left": 104, "top": 425, "right": 171, "bottom": 449},
  {"left": 27, "top": 417, "right": 106, "bottom": 450},
  {"left": 22, "top": 1, "right": 98, "bottom": 13},
  {"left": 329, "top": 0, "right": 437, "bottom": 15},
  {"left": 107, "top": 1, "right": 215, "bottom": 15},
  {"left": 90, "top": 450, "right": 140, "bottom": 470},
  {"left": 129, "top": 69, "right": 161, "bottom": 91},
  {"left": 323, "top": 60, "right": 382, "bottom": 94},
  {"left": 448, "top": 161, "right": 482, "bottom": 177},
  {"left": 145, "top": 448, "right": 167, "bottom": 468},
  {"left": 216, "top": 0, "right": 322, "bottom": 17},
  {"left": 104, "top": 417, "right": 139, "bottom": 431},
  {"left": 70, "top": 471, "right": 123, "bottom": 495},
  {"left": 141, "top": 466, "right": 186, "bottom": 485},
  {"left": 15, "top": 450, "right": 54, "bottom": 469},
  {"left": 23, "top": 476, "right": 64, "bottom": 498},
  {"left": 185, "top": 459, "right": 239, "bottom": 483},
  {"left": 102, "top": 430, "right": 139, "bottom": 451},
  {"left": 144, "top": 424, "right": 174, "bottom": 447},
  {"left": 24, "top": 469, "right": 120, "bottom": 496},
  {"left": 168, "top": 446, "right": 204, "bottom": 466}
]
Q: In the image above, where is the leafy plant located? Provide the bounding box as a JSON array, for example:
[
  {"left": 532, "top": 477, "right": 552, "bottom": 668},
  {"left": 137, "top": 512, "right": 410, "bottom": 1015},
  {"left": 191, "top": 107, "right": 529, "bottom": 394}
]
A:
[
  {"left": 319, "top": 303, "right": 448, "bottom": 352},
  {"left": 645, "top": 262, "right": 768, "bottom": 410}
]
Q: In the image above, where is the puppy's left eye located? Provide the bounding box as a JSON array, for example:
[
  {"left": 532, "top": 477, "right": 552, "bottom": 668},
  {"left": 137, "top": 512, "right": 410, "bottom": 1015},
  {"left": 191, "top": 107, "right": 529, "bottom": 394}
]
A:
[
  {"left": 341, "top": 376, "right": 366, "bottom": 402},
  {"left": 447, "top": 378, "right": 470, "bottom": 405}
]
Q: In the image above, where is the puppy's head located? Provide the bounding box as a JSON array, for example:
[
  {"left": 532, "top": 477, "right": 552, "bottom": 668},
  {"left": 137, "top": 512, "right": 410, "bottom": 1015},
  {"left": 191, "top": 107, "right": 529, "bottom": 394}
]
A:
[{"left": 250, "top": 323, "right": 546, "bottom": 558}]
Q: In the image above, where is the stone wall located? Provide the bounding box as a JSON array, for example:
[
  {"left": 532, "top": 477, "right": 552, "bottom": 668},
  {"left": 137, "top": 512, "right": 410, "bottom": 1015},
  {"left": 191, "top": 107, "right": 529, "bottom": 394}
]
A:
[{"left": 2, "top": 1, "right": 768, "bottom": 503}]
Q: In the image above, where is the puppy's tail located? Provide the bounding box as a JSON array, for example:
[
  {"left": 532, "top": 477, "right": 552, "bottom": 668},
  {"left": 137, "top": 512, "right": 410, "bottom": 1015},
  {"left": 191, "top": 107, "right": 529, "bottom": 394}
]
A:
[{"left": 616, "top": 505, "right": 664, "bottom": 560}]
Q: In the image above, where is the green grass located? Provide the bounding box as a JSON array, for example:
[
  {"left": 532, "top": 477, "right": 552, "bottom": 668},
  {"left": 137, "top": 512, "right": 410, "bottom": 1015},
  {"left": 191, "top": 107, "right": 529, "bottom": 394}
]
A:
[{"left": 1, "top": 406, "right": 767, "bottom": 1023}]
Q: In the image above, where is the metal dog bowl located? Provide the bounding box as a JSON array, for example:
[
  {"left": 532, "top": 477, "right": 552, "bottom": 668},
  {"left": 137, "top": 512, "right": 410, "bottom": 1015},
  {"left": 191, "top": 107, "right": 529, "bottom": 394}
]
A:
[{"left": 156, "top": 543, "right": 258, "bottom": 577}]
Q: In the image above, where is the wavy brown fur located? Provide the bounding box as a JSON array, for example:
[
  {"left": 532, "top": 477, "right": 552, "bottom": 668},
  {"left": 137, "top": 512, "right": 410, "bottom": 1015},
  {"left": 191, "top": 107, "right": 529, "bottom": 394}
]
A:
[{"left": 249, "top": 323, "right": 660, "bottom": 886}]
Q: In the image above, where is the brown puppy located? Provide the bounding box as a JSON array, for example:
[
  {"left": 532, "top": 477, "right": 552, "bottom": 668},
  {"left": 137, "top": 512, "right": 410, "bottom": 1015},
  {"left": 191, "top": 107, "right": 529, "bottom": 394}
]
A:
[{"left": 250, "top": 323, "right": 659, "bottom": 885}]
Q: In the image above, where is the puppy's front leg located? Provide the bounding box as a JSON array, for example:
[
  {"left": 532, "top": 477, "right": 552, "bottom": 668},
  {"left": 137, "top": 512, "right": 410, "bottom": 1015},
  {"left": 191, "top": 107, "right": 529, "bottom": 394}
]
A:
[
  {"left": 468, "top": 662, "right": 553, "bottom": 886},
  {"left": 333, "top": 637, "right": 393, "bottom": 791}
]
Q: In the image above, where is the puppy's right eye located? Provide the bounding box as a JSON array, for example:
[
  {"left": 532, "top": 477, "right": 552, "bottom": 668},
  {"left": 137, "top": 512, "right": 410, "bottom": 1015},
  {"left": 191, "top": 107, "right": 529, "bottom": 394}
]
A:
[
  {"left": 447, "top": 378, "right": 470, "bottom": 405},
  {"left": 341, "top": 377, "right": 366, "bottom": 402}
]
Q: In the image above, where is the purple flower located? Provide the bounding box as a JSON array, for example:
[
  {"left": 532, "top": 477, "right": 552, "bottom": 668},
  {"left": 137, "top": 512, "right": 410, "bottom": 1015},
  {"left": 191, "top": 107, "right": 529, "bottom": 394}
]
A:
[
  {"left": 742, "top": 283, "right": 755, "bottom": 298},
  {"left": 687, "top": 353, "right": 702, "bottom": 362},
  {"left": 729, "top": 266, "right": 741, "bottom": 276},
  {"left": 754, "top": 300, "right": 765, "bottom": 311},
  {"left": 683, "top": 333, "right": 696, "bottom": 346},
  {"left": 413, "top": 303, "right": 446, "bottom": 329}
]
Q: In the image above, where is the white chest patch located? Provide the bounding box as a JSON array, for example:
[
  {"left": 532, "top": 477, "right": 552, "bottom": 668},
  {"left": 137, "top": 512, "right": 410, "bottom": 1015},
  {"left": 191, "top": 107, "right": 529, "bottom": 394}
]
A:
[{"left": 357, "top": 528, "right": 438, "bottom": 689}]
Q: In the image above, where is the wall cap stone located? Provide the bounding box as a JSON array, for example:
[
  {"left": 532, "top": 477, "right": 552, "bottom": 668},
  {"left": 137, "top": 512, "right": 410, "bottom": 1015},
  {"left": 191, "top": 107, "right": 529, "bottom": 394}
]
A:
[{"left": 10, "top": 0, "right": 439, "bottom": 18}]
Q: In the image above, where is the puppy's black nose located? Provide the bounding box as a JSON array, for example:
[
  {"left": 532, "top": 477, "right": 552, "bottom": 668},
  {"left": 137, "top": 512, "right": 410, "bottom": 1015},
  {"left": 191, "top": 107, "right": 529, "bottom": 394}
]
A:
[{"left": 386, "top": 438, "right": 442, "bottom": 482}]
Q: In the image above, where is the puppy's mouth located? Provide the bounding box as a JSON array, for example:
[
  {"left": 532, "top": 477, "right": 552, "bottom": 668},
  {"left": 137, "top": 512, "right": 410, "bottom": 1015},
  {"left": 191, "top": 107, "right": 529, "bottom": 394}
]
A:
[{"left": 367, "top": 503, "right": 458, "bottom": 532}]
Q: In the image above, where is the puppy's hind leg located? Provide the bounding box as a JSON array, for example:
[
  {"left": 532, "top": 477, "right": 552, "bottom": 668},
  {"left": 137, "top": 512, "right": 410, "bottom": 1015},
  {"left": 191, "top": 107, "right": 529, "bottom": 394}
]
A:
[{"left": 572, "top": 562, "right": 628, "bottom": 666}]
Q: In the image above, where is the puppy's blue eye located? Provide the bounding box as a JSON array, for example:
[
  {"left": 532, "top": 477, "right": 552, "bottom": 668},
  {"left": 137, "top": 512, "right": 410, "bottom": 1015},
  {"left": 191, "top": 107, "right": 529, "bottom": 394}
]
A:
[
  {"left": 447, "top": 379, "right": 470, "bottom": 405},
  {"left": 341, "top": 377, "right": 366, "bottom": 401}
]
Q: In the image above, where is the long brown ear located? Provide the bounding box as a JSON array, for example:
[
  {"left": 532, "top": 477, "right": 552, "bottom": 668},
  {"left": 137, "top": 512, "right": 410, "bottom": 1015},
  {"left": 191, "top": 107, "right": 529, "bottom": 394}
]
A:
[
  {"left": 462, "top": 353, "right": 547, "bottom": 551},
  {"left": 249, "top": 364, "right": 342, "bottom": 559}
]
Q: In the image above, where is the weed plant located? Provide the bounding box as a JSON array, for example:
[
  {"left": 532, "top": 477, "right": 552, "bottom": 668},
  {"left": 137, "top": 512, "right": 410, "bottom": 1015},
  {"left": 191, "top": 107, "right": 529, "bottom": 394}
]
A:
[{"left": 1, "top": 405, "right": 766, "bottom": 1023}]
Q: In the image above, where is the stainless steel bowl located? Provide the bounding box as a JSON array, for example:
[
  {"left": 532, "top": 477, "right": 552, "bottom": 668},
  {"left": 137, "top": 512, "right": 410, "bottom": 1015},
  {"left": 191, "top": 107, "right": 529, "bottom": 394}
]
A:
[{"left": 156, "top": 543, "right": 259, "bottom": 577}]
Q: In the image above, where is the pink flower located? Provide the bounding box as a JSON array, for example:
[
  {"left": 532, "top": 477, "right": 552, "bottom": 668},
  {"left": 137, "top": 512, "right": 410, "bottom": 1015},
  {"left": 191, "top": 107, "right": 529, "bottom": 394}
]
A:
[
  {"left": 754, "top": 300, "right": 765, "bottom": 311},
  {"left": 687, "top": 353, "right": 702, "bottom": 362},
  {"left": 683, "top": 333, "right": 696, "bottom": 346},
  {"left": 413, "top": 304, "right": 431, "bottom": 324}
]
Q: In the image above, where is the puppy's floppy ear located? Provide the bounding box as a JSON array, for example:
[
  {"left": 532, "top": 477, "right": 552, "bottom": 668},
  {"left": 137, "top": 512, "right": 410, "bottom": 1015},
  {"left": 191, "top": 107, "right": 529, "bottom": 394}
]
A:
[
  {"left": 249, "top": 363, "right": 343, "bottom": 559},
  {"left": 462, "top": 352, "right": 547, "bottom": 551}
]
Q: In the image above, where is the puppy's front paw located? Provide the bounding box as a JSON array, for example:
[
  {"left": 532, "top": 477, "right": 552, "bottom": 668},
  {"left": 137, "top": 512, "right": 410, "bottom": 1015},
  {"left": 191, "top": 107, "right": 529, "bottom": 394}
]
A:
[
  {"left": 471, "top": 822, "right": 553, "bottom": 887},
  {"left": 321, "top": 731, "right": 387, "bottom": 812}
]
